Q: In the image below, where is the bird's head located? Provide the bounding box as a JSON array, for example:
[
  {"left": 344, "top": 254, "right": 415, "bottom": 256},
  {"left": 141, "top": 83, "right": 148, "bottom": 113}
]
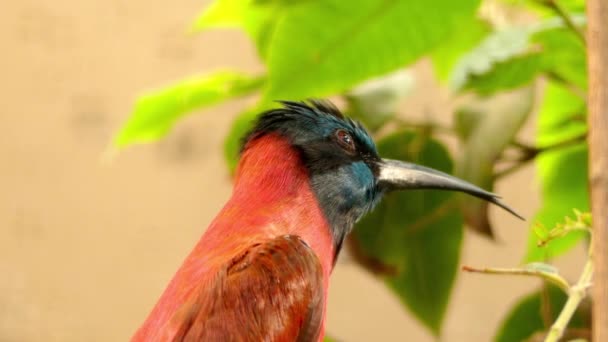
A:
[{"left": 242, "top": 100, "right": 521, "bottom": 252}]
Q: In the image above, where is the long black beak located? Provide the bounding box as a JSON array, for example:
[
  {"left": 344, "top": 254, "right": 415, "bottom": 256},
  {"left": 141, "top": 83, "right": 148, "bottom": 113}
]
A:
[{"left": 377, "top": 159, "right": 524, "bottom": 220}]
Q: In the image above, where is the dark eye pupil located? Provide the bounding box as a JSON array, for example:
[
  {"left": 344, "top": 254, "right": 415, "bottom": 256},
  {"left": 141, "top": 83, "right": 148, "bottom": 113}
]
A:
[
  {"left": 342, "top": 133, "right": 351, "bottom": 143},
  {"left": 336, "top": 130, "right": 354, "bottom": 150}
]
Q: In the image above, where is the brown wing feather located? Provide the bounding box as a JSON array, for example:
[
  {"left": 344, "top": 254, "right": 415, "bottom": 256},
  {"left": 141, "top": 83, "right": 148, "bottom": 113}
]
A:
[{"left": 162, "top": 235, "right": 325, "bottom": 342}]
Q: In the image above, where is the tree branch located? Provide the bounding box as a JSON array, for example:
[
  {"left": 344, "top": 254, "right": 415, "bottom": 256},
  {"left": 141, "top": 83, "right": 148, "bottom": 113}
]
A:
[
  {"left": 495, "top": 133, "right": 587, "bottom": 179},
  {"left": 461, "top": 265, "right": 570, "bottom": 293},
  {"left": 586, "top": 0, "right": 608, "bottom": 340},
  {"left": 545, "top": 235, "right": 594, "bottom": 342}
]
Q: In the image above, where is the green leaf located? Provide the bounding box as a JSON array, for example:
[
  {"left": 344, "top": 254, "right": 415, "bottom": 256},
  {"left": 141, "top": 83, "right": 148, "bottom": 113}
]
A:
[
  {"left": 115, "top": 71, "right": 263, "bottom": 147},
  {"left": 192, "top": 0, "right": 283, "bottom": 58},
  {"left": 265, "top": 0, "right": 481, "bottom": 100},
  {"left": 455, "top": 87, "right": 533, "bottom": 237},
  {"left": 354, "top": 131, "right": 463, "bottom": 335},
  {"left": 463, "top": 53, "right": 542, "bottom": 95},
  {"left": 500, "top": 0, "right": 585, "bottom": 17},
  {"left": 431, "top": 19, "right": 489, "bottom": 81},
  {"left": 494, "top": 284, "right": 589, "bottom": 342},
  {"left": 534, "top": 27, "right": 587, "bottom": 90},
  {"left": 453, "top": 16, "right": 587, "bottom": 94},
  {"left": 524, "top": 82, "right": 588, "bottom": 262},
  {"left": 192, "top": 0, "right": 247, "bottom": 30},
  {"left": 450, "top": 26, "right": 533, "bottom": 91}
]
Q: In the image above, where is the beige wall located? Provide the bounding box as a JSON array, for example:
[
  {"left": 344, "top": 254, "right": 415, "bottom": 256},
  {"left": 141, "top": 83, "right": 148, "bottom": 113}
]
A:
[{"left": 0, "top": 1, "right": 585, "bottom": 341}]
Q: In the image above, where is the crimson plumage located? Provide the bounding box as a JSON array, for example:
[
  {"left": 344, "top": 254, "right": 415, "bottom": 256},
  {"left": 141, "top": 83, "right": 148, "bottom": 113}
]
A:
[{"left": 133, "top": 135, "right": 335, "bottom": 341}]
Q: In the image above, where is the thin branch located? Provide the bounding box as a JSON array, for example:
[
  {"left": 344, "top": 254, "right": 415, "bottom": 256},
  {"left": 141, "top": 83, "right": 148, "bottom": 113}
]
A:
[
  {"left": 545, "top": 236, "right": 594, "bottom": 342},
  {"left": 462, "top": 265, "right": 570, "bottom": 293},
  {"left": 535, "top": 0, "right": 586, "bottom": 44},
  {"left": 495, "top": 133, "right": 587, "bottom": 178}
]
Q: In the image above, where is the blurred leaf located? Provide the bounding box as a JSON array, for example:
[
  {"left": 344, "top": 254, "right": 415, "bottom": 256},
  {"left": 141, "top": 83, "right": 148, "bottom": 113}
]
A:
[
  {"left": 265, "top": 0, "right": 481, "bottom": 100},
  {"left": 192, "top": 0, "right": 284, "bottom": 58},
  {"left": 453, "top": 16, "right": 586, "bottom": 94},
  {"left": 454, "top": 109, "right": 484, "bottom": 141},
  {"left": 494, "top": 284, "right": 589, "bottom": 342},
  {"left": 431, "top": 19, "right": 489, "bottom": 81},
  {"left": 455, "top": 86, "right": 533, "bottom": 237},
  {"left": 345, "top": 69, "right": 414, "bottom": 132},
  {"left": 192, "top": 0, "right": 248, "bottom": 29},
  {"left": 524, "top": 81, "right": 588, "bottom": 262},
  {"left": 450, "top": 26, "right": 532, "bottom": 91},
  {"left": 354, "top": 131, "right": 463, "bottom": 335},
  {"left": 534, "top": 27, "right": 587, "bottom": 90},
  {"left": 115, "top": 71, "right": 263, "bottom": 147},
  {"left": 463, "top": 53, "right": 542, "bottom": 95},
  {"left": 499, "top": 0, "right": 585, "bottom": 17}
]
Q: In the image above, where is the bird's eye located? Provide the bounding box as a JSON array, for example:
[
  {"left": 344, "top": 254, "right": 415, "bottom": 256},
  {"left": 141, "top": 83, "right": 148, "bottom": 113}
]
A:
[{"left": 335, "top": 129, "right": 355, "bottom": 152}]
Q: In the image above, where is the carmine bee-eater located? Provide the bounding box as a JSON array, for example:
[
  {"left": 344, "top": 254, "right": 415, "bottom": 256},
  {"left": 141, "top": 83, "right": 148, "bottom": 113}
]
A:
[{"left": 133, "top": 100, "right": 521, "bottom": 341}]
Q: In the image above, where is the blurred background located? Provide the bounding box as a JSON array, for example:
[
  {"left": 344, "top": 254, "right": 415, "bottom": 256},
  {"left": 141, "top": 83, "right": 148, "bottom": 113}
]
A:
[{"left": 1, "top": 0, "right": 589, "bottom": 341}]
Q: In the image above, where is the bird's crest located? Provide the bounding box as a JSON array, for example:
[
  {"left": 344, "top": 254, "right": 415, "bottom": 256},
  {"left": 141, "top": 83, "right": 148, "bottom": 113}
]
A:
[{"left": 241, "top": 99, "right": 370, "bottom": 154}]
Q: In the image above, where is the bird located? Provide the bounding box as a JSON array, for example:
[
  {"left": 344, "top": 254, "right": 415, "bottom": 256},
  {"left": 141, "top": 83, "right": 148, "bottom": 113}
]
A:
[{"left": 132, "top": 100, "right": 522, "bottom": 341}]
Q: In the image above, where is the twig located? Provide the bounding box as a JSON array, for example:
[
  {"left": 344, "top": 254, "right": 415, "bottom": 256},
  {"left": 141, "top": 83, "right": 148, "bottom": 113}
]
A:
[
  {"left": 462, "top": 265, "right": 570, "bottom": 293},
  {"left": 464, "top": 212, "right": 594, "bottom": 342},
  {"left": 495, "top": 133, "right": 587, "bottom": 178},
  {"left": 535, "top": 0, "right": 586, "bottom": 44},
  {"left": 545, "top": 239, "right": 594, "bottom": 342}
]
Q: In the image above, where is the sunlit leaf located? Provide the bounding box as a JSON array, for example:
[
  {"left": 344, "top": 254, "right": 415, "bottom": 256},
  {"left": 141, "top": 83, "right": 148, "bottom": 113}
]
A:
[
  {"left": 265, "top": 0, "right": 481, "bottom": 100},
  {"left": 431, "top": 19, "right": 489, "bottom": 81},
  {"left": 192, "top": 0, "right": 284, "bottom": 58},
  {"left": 192, "top": 0, "right": 247, "bottom": 29},
  {"left": 115, "top": 71, "right": 263, "bottom": 147},
  {"left": 354, "top": 131, "right": 463, "bottom": 335},
  {"left": 455, "top": 87, "right": 533, "bottom": 237},
  {"left": 524, "top": 82, "right": 588, "bottom": 262},
  {"left": 453, "top": 16, "right": 587, "bottom": 94},
  {"left": 534, "top": 27, "right": 587, "bottom": 90},
  {"left": 463, "top": 53, "right": 542, "bottom": 95},
  {"left": 499, "top": 0, "right": 585, "bottom": 17},
  {"left": 450, "top": 26, "right": 532, "bottom": 91},
  {"left": 494, "top": 284, "right": 589, "bottom": 342}
]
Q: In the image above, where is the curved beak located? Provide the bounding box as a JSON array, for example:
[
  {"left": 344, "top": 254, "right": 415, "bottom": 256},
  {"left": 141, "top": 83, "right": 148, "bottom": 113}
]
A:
[{"left": 377, "top": 159, "right": 524, "bottom": 220}]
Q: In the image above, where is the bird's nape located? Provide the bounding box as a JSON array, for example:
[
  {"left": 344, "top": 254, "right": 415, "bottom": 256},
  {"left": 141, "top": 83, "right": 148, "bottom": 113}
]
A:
[{"left": 376, "top": 158, "right": 524, "bottom": 220}]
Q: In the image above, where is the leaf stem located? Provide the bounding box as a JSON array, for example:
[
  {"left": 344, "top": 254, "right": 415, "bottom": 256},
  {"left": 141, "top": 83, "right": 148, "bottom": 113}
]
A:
[{"left": 461, "top": 265, "right": 570, "bottom": 293}]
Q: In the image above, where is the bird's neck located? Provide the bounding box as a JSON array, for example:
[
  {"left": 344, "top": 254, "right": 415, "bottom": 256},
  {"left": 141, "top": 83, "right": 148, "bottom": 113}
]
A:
[{"left": 230, "top": 134, "right": 337, "bottom": 270}]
